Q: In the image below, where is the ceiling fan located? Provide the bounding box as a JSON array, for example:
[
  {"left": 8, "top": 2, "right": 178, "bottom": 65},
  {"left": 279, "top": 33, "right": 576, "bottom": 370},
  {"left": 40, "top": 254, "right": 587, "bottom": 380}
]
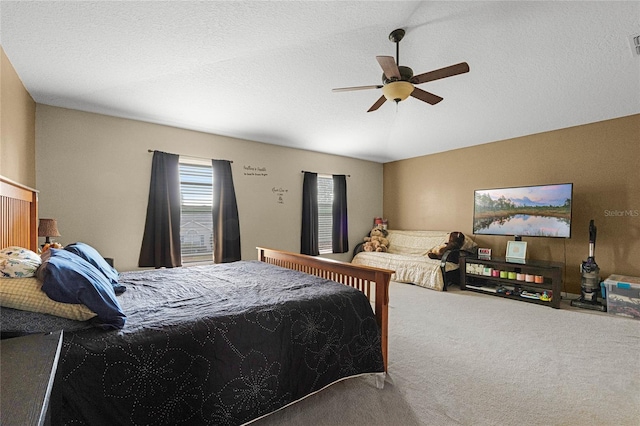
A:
[{"left": 332, "top": 28, "right": 469, "bottom": 112}]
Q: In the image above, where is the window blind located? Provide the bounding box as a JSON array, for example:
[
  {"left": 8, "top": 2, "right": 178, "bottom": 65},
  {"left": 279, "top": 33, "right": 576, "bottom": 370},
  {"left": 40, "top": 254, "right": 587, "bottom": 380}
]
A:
[
  {"left": 317, "top": 176, "right": 334, "bottom": 254},
  {"left": 179, "top": 161, "right": 213, "bottom": 261}
]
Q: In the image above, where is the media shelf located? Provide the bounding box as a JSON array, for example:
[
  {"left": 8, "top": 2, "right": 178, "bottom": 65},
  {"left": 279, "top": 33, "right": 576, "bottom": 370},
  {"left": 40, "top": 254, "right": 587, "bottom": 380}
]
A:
[{"left": 460, "top": 256, "right": 563, "bottom": 309}]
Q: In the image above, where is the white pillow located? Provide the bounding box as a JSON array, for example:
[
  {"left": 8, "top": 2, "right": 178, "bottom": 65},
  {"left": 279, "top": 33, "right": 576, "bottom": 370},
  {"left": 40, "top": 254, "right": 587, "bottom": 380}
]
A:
[
  {"left": 0, "top": 246, "right": 41, "bottom": 259},
  {"left": 0, "top": 246, "right": 42, "bottom": 278}
]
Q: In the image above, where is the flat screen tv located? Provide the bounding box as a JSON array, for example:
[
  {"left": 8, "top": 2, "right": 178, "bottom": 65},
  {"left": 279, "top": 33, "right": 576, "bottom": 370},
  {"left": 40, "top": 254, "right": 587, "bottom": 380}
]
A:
[{"left": 473, "top": 183, "right": 573, "bottom": 238}]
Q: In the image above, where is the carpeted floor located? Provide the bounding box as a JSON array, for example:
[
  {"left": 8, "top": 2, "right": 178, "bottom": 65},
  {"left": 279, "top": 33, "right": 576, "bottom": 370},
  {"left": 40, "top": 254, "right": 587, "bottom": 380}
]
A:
[{"left": 253, "top": 281, "right": 640, "bottom": 425}]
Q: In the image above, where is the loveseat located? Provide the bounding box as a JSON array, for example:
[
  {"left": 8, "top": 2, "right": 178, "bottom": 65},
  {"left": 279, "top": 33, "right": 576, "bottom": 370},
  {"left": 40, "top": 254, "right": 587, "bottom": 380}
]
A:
[{"left": 351, "top": 230, "right": 477, "bottom": 291}]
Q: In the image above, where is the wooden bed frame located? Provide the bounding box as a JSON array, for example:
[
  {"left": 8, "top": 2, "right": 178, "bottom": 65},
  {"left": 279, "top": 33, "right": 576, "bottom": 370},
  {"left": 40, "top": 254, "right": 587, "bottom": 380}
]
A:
[
  {"left": 0, "top": 175, "right": 392, "bottom": 371},
  {"left": 258, "top": 247, "right": 392, "bottom": 370},
  {"left": 0, "top": 175, "right": 38, "bottom": 252}
]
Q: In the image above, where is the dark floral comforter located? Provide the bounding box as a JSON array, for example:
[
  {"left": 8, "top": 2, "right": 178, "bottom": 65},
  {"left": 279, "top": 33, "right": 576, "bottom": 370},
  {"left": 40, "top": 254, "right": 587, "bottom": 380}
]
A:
[{"left": 50, "top": 261, "right": 383, "bottom": 425}]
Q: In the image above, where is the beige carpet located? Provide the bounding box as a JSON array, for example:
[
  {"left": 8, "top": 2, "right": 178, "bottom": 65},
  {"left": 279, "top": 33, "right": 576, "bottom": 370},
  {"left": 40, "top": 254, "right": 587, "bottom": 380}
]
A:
[{"left": 252, "top": 281, "right": 640, "bottom": 425}]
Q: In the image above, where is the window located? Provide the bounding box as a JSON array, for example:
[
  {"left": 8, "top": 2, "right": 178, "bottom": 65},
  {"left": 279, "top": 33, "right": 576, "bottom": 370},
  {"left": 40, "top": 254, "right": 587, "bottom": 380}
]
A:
[
  {"left": 317, "top": 175, "right": 334, "bottom": 254},
  {"left": 179, "top": 158, "right": 213, "bottom": 262},
  {"left": 301, "top": 172, "right": 348, "bottom": 256}
]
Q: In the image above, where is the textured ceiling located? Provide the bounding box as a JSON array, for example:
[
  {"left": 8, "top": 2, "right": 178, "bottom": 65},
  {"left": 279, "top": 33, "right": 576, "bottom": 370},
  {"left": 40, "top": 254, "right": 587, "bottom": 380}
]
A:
[{"left": 1, "top": 1, "right": 639, "bottom": 163}]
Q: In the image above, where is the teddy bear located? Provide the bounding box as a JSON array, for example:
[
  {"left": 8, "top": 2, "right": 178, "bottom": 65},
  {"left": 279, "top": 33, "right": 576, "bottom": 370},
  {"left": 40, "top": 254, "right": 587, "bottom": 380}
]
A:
[
  {"left": 427, "top": 231, "right": 465, "bottom": 259},
  {"left": 363, "top": 239, "right": 380, "bottom": 252},
  {"left": 362, "top": 225, "right": 389, "bottom": 252}
]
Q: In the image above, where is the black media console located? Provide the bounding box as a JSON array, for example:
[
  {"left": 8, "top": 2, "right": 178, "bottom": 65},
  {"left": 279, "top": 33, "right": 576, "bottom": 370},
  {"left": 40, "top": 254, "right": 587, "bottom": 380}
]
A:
[{"left": 460, "top": 256, "right": 563, "bottom": 309}]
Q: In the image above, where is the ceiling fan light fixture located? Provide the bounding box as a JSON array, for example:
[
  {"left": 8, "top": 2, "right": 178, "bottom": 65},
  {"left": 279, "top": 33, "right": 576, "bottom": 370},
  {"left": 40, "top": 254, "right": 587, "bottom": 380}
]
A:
[{"left": 382, "top": 81, "right": 414, "bottom": 102}]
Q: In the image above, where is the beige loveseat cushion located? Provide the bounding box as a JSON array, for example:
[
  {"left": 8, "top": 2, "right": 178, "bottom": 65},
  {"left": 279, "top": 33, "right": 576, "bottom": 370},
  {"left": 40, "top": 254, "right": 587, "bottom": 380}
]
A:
[
  {"left": 352, "top": 251, "right": 458, "bottom": 291},
  {"left": 386, "top": 230, "right": 449, "bottom": 256}
]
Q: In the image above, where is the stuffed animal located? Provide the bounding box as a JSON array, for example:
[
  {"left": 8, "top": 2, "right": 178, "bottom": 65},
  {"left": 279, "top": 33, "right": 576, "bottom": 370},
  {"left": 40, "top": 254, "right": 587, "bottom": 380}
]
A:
[
  {"left": 363, "top": 239, "right": 379, "bottom": 252},
  {"left": 41, "top": 242, "right": 63, "bottom": 254},
  {"left": 427, "top": 231, "right": 465, "bottom": 259},
  {"left": 362, "top": 225, "right": 389, "bottom": 252}
]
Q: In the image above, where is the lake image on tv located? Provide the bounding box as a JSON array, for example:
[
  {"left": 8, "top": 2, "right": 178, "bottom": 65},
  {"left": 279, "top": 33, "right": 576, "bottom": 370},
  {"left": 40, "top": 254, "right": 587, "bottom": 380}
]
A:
[
  {"left": 474, "top": 214, "right": 570, "bottom": 237},
  {"left": 473, "top": 184, "right": 572, "bottom": 237}
]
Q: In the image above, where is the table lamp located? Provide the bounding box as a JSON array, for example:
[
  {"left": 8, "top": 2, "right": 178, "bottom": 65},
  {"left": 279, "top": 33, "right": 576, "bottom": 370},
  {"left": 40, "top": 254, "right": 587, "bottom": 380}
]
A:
[{"left": 38, "top": 218, "right": 61, "bottom": 245}]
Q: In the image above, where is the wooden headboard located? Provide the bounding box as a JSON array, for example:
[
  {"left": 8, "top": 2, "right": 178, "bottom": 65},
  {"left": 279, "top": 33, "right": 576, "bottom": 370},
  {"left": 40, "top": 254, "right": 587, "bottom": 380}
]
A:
[{"left": 0, "top": 175, "right": 39, "bottom": 251}]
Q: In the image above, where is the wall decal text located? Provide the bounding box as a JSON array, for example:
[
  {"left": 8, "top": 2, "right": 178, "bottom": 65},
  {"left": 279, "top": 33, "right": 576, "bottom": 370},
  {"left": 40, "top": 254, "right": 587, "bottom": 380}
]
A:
[
  {"left": 244, "top": 165, "right": 268, "bottom": 177},
  {"left": 273, "top": 187, "right": 288, "bottom": 204}
]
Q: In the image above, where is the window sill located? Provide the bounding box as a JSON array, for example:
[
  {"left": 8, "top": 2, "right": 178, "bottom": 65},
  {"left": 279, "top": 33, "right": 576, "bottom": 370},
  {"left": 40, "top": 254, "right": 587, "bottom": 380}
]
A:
[{"left": 183, "top": 260, "right": 215, "bottom": 266}]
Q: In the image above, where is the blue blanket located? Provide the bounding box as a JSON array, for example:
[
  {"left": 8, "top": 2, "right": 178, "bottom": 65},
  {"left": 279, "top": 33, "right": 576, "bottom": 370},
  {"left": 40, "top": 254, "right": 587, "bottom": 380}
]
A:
[{"left": 40, "top": 249, "right": 125, "bottom": 329}]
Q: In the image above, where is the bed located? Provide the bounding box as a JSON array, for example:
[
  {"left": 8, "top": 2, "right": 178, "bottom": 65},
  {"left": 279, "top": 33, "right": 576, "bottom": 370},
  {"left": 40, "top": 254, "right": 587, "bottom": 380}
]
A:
[{"left": 0, "top": 175, "right": 392, "bottom": 425}]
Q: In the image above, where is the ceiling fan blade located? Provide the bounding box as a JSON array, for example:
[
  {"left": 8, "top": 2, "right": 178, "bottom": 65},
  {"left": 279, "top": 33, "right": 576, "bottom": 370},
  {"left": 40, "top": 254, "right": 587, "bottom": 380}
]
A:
[
  {"left": 412, "top": 62, "right": 469, "bottom": 85},
  {"left": 376, "top": 56, "right": 400, "bottom": 80},
  {"left": 367, "top": 95, "right": 387, "bottom": 112},
  {"left": 410, "top": 87, "right": 444, "bottom": 105},
  {"left": 332, "top": 85, "right": 383, "bottom": 92}
]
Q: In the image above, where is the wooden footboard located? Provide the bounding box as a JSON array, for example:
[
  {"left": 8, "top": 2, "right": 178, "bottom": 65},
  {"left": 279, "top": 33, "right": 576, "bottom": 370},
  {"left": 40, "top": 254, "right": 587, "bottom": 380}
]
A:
[{"left": 257, "top": 247, "right": 393, "bottom": 371}]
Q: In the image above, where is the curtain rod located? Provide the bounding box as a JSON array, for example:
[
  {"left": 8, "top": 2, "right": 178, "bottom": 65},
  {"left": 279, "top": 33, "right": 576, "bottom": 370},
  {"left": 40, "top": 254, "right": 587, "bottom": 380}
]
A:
[
  {"left": 301, "top": 170, "right": 350, "bottom": 177},
  {"left": 148, "top": 149, "right": 233, "bottom": 163}
]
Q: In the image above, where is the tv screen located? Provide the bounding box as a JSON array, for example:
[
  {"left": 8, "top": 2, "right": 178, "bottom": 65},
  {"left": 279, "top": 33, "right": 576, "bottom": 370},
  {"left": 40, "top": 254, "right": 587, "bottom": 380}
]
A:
[{"left": 473, "top": 183, "right": 573, "bottom": 238}]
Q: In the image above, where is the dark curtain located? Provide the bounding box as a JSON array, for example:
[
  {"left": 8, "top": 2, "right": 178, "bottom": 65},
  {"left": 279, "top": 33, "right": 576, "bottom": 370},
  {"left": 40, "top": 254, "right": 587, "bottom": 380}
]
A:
[
  {"left": 332, "top": 174, "right": 349, "bottom": 253},
  {"left": 212, "top": 160, "right": 241, "bottom": 263},
  {"left": 138, "top": 151, "right": 182, "bottom": 268},
  {"left": 300, "top": 172, "right": 319, "bottom": 256}
]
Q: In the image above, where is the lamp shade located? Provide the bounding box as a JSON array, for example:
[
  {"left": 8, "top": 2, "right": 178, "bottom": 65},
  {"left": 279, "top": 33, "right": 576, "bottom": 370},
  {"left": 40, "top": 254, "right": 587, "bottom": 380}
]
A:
[
  {"left": 38, "top": 218, "right": 61, "bottom": 237},
  {"left": 382, "top": 81, "right": 414, "bottom": 102}
]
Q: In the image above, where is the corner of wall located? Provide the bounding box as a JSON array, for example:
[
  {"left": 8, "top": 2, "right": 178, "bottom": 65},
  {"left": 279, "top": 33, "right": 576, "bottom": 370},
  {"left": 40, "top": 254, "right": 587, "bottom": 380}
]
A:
[{"left": 0, "top": 45, "right": 37, "bottom": 187}]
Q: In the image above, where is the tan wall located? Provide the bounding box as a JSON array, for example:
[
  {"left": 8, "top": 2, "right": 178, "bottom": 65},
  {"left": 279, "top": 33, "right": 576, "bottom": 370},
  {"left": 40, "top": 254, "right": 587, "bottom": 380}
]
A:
[
  {"left": 36, "top": 105, "right": 383, "bottom": 271},
  {"left": 0, "top": 46, "right": 36, "bottom": 187},
  {"left": 384, "top": 114, "right": 640, "bottom": 294}
]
